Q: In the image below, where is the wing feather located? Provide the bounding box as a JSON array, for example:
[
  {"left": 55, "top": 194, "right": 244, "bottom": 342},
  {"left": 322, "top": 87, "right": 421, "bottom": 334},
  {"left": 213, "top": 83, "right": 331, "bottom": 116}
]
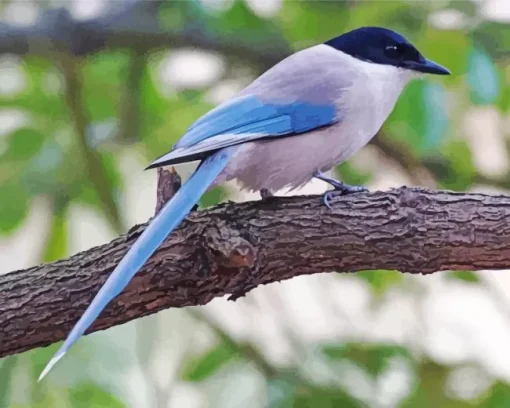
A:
[{"left": 147, "top": 95, "right": 338, "bottom": 169}]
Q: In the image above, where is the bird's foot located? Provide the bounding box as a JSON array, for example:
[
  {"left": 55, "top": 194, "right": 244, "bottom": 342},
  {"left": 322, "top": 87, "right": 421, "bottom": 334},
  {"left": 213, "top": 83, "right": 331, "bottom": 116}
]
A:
[
  {"left": 313, "top": 170, "right": 367, "bottom": 209},
  {"left": 260, "top": 188, "right": 273, "bottom": 199},
  {"left": 322, "top": 185, "right": 367, "bottom": 208}
]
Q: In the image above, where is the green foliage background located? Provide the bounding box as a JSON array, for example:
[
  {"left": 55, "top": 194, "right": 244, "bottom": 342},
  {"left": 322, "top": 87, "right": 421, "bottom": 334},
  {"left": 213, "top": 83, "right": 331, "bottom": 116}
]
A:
[{"left": 1, "top": 0, "right": 510, "bottom": 406}]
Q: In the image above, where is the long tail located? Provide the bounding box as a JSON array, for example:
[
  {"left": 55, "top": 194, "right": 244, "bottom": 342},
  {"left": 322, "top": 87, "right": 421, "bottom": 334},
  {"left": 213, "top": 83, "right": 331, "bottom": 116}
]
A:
[{"left": 38, "top": 148, "right": 234, "bottom": 382}]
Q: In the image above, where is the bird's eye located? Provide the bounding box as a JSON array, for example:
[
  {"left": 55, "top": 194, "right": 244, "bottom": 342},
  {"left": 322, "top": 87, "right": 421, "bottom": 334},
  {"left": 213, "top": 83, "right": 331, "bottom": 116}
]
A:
[{"left": 384, "top": 44, "right": 402, "bottom": 58}]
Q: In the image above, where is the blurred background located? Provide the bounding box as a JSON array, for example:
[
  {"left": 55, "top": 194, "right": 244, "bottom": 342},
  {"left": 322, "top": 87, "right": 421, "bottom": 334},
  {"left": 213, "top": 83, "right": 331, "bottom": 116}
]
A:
[{"left": 1, "top": 0, "right": 510, "bottom": 406}]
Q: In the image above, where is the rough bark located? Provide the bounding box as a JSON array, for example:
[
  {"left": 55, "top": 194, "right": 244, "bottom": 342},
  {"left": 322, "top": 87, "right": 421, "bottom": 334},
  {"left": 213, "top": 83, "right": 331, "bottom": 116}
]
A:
[{"left": 2, "top": 180, "right": 510, "bottom": 358}]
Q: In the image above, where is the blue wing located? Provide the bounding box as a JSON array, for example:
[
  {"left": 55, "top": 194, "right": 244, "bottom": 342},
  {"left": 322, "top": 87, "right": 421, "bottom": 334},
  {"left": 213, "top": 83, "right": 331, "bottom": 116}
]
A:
[{"left": 146, "top": 95, "right": 338, "bottom": 169}]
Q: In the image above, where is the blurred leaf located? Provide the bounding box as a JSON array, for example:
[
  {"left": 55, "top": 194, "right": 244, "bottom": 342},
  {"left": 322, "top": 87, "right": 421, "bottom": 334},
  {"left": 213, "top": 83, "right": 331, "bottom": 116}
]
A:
[
  {"left": 86, "top": 119, "right": 118, "bottom": 148},
  {"left": 28, "top": 139, "right": 65, "bottom": 175},
  {"left": 293, "top": 386, "right": 363, "bottom": 408},
  {"left": 347, "top": 1, "right": 426, "bottom": 36},
  {"left": 69, "top": 383, "right": 125, "bottom": 408},
  {"left": 482, "top": 381, "right": 510, "bottom": 407},
  {"left": 21, "top": 140, "right": 68, "bottom": 196},
  {"left": 467, "top": 47, "right": 500, "bottom": 105},
  {"left": 498, "top": 69, "right": 510, "bottom": 112},
  {"left": 83, "top": 52, "right": 129, "bottom": 88},
  {"left": 139, "top": 60, "right": 169, "bottom": 117},
  {"left": 384, "top": 81, "right": 426, "bottom": 153},
  {"left": 386, "top": 81, "right": 448, "bottom": 154},
  {"left": 114, "top": 52, "right": 147, "bottom": 144},
  {"left": 401, "top": 361, "right": 465, "bottom": 408},
  {"left": 0, "top": 180, "right": 30, "bottom": 234},
  {"left": 356, "top": 270, "right": 403, "bottom": 297},
  {"left": 433, "top": 139, "right": 477, "bottom": 191},
  {"left": 267, "top": 378, "right": 297, "bottom": 408},
  {"left": 447, "top": 270, "right": 480, "bottom": 284},
  {"left": 100, "top": 151, "right": 123, "bottom": 195},
  {"left": 139, "top": 63, "right": 211, "bottom": 159},
  {"left": 181, "top": 342, "right": 239, "bottom": 382},
  {"left": 473, "top": 22, "right": 510, "bottom": 60},
  {"left": 42, "top": 200, "right": 69, "bottom": 262},
  {"left": 81, "top": 52, "right": 129, "bottom": 122},
  {"left": 74, "top": 150, "right": 124, "bottom": 233},
  {"left": 27, "top": 345, "right": 68, "bottom": 407},
  {"left": 322, "top": 342, "right": 410, "bottom": 378},
  {"left": 160, "top": 0, "right": 288, "bottom": 63},
  {"left": 0, "top": 356, "right": 18, "bottom": 408},
  {"left": 201, "top": 0, "right": 287, "bottom": 55},
  {"left": 0, "top": 59, "right": 66, "bottom": 132},
  {"left": 279, "top": 1, "right": 350, "bottom": 47},
  {"left": 28, "top": 342, "right": 61, "bottom": 381},
  {"left": 335, "top": 161, "right": 372, "bottom": 187},
  {"left": 4, "top": 127, "right": 45, "bottom": 161},
  {"left": 26, "top": 389, "right": 69, "bottom": 408},
  {"left": 415, "top": 28, "right": 469, "bottom": 76},
  {"left": 446, "top": 0, "right": 478, "bottom": 16},
  {"left": 422, "top": 83, "right": 448, "bottom": 150},
  {"left": 199, "top": 186, "right": 227, "bottom": 208},
  {"left": 158, "top": 1, "right": 187, "bottom": 31}
]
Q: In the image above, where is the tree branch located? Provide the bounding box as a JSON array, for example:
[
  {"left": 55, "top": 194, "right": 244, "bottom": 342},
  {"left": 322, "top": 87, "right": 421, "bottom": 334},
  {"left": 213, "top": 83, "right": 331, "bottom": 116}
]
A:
[
  {"left": 0, "top": 2, "right": 289, "bottom": 68},
  {"left": 60, "top": 56, "right": 125, "bottom": 234},
  {"left": 2, "top": 185, "right": 510, "bottom": 358},
  {"left": 372, "top": 133, "right": 510, "bottom": 192}
]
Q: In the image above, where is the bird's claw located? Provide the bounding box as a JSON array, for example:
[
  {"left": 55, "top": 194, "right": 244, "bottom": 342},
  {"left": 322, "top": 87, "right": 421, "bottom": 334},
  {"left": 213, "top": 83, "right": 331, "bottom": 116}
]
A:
[
  {"left": 322, "top": 184, "right": 368, "bottom": 209},
  {"left": 313, "top": 170, "right": 368, "bottom": 208}
]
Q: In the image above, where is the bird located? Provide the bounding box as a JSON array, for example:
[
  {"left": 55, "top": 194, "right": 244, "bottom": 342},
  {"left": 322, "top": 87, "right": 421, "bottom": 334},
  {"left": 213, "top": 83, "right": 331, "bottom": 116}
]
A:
[{"left": 38, "top": 26, "right": 450, "bottom": 381}]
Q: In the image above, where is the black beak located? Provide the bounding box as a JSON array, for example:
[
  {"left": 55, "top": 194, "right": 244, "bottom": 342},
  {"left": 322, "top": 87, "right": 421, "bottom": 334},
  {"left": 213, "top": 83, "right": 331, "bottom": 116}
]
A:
[{"left": 405, "top": 58, "right": 451, "bottom": 75}]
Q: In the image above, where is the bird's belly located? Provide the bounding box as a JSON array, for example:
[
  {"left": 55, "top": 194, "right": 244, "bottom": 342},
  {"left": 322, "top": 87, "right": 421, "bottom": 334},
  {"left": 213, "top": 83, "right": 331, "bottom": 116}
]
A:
[{"left": 215, "top": 121, "right": 376, "bottom": 192}]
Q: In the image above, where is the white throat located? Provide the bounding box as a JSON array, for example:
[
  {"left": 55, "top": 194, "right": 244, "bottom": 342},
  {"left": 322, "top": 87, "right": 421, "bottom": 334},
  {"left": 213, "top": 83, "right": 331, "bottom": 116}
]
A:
[{"left": 314, "top": 45, "right": 416, "bottom": 107}]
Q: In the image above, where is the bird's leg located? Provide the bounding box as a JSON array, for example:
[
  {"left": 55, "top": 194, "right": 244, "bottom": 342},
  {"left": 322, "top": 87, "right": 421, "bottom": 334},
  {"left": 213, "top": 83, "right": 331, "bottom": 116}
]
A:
[
  {"left": 313, "top": 170, "right": 367, "bottom": 208},
  {"left": 260, "top": 188, "right": 273, "bottom": 199}
]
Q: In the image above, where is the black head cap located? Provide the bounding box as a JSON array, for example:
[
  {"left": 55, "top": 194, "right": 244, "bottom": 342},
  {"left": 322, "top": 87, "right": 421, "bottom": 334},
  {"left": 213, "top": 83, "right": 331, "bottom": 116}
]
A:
[{"left": 325, "top": 27, "right": 450, "bottom": 75}]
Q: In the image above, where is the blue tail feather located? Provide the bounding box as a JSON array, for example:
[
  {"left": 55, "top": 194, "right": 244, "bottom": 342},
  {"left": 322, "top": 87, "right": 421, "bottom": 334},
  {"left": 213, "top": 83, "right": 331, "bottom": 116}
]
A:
[{"left": 38, "top": 148, "right": 235, "bottom": 381}]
